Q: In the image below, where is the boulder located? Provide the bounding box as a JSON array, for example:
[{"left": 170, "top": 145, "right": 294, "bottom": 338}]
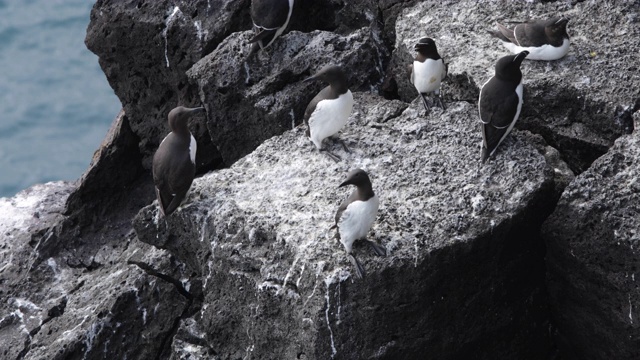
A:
[
  {"left": 134, "top": 94, "right": 558, "bottom": 359},
  {"left": 186, "top": 28, "right": 385, "bottom": 165},
  {"left": 389, "top": 0, "right": 639, "bottom": 173},
  {"left": 543, "top": 110, "right": 640, "bottom": 360},
  {"left": 85, "top": 0, "right": 250, "bottom": 171},
  {"left": 0, "top": 182, "right": 198, "bottom": 360}
]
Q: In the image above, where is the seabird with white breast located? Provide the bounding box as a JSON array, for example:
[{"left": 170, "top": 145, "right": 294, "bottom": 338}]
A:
[
  {"left": 409, "top": 37, "right": 447, "bottom": 113},
  {"left": 333, "top": 169, "right": 386, "bottom": 279},
  {"left": 489, "top": 17, "right": 570, "bottom": 61},
  {"left": 303, "top": 65, "right": 354, "bottom": 162},
  {"left": 478, "top": 51, "right": 529, "bottom": 163},
  {"left": 152, "top": 106, "right": 205, "bottom": 217}
]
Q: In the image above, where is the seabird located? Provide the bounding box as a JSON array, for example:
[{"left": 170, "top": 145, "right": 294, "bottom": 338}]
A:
[
  {"left": 248, "top": 0, "right": 295, "bottom": 56},
  {"left": 409, "top": 37, "right": 447, "bottom": 112},
  {"left": 332, "top": 169, "right": 386, "bottom": 279},
  {"left": 303, "top": 65, "right": 354, "bottom": 162},
  {"left": 152, "top": 106, "right": 205, "bottom": 217},
  {"left": 489, "top": 17, "right": 570, "bottom": 61},
  {"left": 478, "top": 51, "right": 529, "bottom": 163}
]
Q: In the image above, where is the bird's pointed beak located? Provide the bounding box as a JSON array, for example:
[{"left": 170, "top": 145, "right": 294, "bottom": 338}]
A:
[
  {"left": 304, "top": 75, "right": 317, "bottom": 82},
  {"left": 338, "top": 179, "right": 351, "bottom": 188},
  {"left": 187, "top": 107, "right": 206, "bottom": 113}
]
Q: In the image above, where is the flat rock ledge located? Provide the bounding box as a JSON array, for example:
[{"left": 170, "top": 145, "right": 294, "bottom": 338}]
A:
[
  {"left": 135, "top": 94, "right": 558, "bottom": 359},
  {"left": 390, "top": 0, "right": 639, "bottom": 173}
]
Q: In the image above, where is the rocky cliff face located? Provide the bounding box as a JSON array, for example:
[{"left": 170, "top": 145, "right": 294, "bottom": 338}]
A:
[{"left": 1, "top": 0, "right": 638, "bottom": 359}]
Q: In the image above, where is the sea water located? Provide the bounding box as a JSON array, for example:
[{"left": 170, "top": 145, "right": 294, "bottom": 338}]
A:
[{"left": 0, "top": 0, "right": 121, "bottom": 197}]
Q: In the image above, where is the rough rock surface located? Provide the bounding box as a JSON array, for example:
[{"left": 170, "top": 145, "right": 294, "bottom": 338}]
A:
[
  {"left": 390, "top": 0, "right": 639, "bottom": 173},
  {"left": 85, "top": 0, "right": 248, "bottom": 171},
  {"left": 543, "top": 112, "right": 640, "bottom": 360},
  {"left": 187, "top": 28, "right": 385, "bottom": 164},
  {"left": 134, "top": 94, "right": 557, "bottom": 359},
  {"left": 0, "top": 182, "right": 201, "bottom": 360}
]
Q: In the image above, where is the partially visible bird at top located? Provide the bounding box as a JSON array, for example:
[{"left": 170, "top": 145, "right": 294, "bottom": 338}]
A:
[
  {"left": 248, "top": 0, "right": 295, "bottom": 57},
  {"left": 478, "top": 51, "right": 529, "bottom": 163},
  {"left": 409, "top": 37, "right": 448, "bottom": 113},
  {"left": 303, "top": 64, "right": 354, "bottom": 162},
  {"left": 488, "top": 17, "right": 570, "bottom": 61},
  {"left": 332, "top": 169, "right": 386, "bottom": 279},
  {"left": 152, "top": 106, "right": 205, "bottom": 217}
]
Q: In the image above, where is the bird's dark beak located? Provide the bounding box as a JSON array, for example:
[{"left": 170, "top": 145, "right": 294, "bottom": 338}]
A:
[
  {"left": 188, "top": 107, "right": 206, "bottom": 113},
  {"left": 514, "top": 51, "right": 529, "bottom": 63},
  {"left": 338, "top": 179, "right": 351, "bottom": 188},
  {"left": 304, "top": 75, "right": 317, "bottom": 82},
  {"left": 557, "top": 17, "right": 569, "bottom": 25}
]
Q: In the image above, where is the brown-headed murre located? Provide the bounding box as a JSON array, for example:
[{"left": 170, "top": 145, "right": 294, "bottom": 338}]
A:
[
  {"left": 332, "top": 169, "right": 386, "bottom": 279},
  {"left": 303, "top": 65, "right": 354, "bottom": 162},
  {"left": 489, "top": 17, "right": 570, "bottom": 61},
  {"left": 152, "top": 106, "right": 205, "bottom": 217},
  {"left": 479, "top": 51, "right": 529, "bottom": 163},
  {"left": 409, "top": 37, "right": 447, "bottom": 113},
  {"left": 248, "top": 0, "right": 295, "bottom": 56}
]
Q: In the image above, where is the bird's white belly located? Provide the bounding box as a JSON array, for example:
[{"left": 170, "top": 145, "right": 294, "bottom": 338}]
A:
[
  {"left": 412, "top": 59, "right": 445, "bottom": 93},
  {"left": 502, "top": 38, "right": 570, "bottom": 60},
  {"left": 189, "top": 134, "right": 197, "bottom": 164},
  {"left": 309, "top": 90, "right": 354, "bottom": 149},
  {"left": 338, "top": 196, "right": 379, "bottom": 253}
]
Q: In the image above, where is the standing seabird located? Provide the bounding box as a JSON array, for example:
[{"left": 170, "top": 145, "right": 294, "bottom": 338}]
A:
[
  {"left": 479, "top": 51, "right": 529, "bottom": 163},
  {"left": 152, "top": 106, "right": 205, "bottom": 217},
  {"left": 248, "top": 0, "right": 295, "bottom": 56},
  {"left": 333, "top": 169, "right": 386, "bottom": 279},
  {"left": 489, "top": 17, "right": 570, "bottom": 61},
  {"left": 303, "top": 65, "right": 354, "bottom": 162},
  {"left": 409, "top": 37, "right": 447, "bottom": 112}
]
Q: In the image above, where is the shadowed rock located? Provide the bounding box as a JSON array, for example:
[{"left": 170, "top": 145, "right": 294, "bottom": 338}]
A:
[{"left": 543, "top": 111, "right": 640, "bottom": 360}]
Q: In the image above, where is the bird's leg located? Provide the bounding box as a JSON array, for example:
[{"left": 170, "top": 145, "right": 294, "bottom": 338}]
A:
[
  {"left": 320, "top": 148, "right": 341, "bottom": 162},
  {"left": 364, "top": 239, "right": 387, "bottom": 257},
  {"left": 437, "top": 89, "right": 446, "bottom": 110},
  {"left": 348, "top": 253, "right": 366, "bottom": 279},
  {"left": 331, "top": 136, "right": 351, "bottom": 153},
  {"left": 420, "top": 93, "right": 431, "bottom": 115}
]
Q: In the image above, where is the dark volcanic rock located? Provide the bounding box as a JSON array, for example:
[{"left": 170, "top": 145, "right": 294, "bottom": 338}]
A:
[
  {"left": 134, "top": 95, "right": 558, "bottom": 359},
  {"left": 0, "top": 182, "right": 197, "bottom": 360},
  {"left": 187, "top": 28, "right": 385, "bottom": 165},
  {"left": 390, "top": 0, "right": 639, "bottom": 173},
  {"left": 543, "top": 111, "right": 640, "bottom": 360},
  {"left": 85, "top": 0, "right": 250, "bottom": 171}
]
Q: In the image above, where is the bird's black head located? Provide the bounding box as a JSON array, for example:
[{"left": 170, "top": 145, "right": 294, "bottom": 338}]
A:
[
  {"left": 414, "top": 37, "right": 441, "bottom": 60},
  {"left": 304, "top": 65, "right": 348, "bottom": 88},
  {"left": 168, "top": 106, "right": 205, "bottom": 135},
  {"left": 545, "top": 17, "right": 570, "bottom": 38},
  {"left": 339, "top": 168, "right": 372, "bottom": 189},
  {"left": 495, "top": 51, "right": 528, "bottom": 81}
]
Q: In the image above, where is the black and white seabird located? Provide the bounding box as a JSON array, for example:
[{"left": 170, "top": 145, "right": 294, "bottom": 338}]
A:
[
  {"left": 333, "top": 169, "right": 386, "bottom": 279},
  {"left": 489, "top": 17, "right": 570, "bottom": 61},
  {"left": 478, "top": 51, "right": 529, "bottom": 163},
  {"left": 303, "top": 65, "right": 354, "bottom": 162},
  {"left": 248, "top": 0, "right": 295, "bottom": 56},
  {"left": 152, "top": 106, "right": 205, "bottom": 217},
  {"left": 409, "top": 37, "right": 447, "bottom": 112}
]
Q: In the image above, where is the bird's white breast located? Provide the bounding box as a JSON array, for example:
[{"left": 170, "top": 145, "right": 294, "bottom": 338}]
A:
[
  {"left": 189, "top": 134, "right": 197, "bottom": 164},
  {"left": 338, "top": 195, "right": 379, "bottom": 253},
  {"left": 502, "top": 38, "right": 570, "bottom": 61},
  {"left": 411, "top": 59, "right": 446, "bottom": 93},
  {"left": 308, "top": 90, "right": 354, "bottom": 149}
]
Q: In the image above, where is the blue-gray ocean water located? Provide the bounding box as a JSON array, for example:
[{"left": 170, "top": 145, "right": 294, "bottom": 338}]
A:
[{"left": 0, "top": 0, "right": 120, "bottom": 197}]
